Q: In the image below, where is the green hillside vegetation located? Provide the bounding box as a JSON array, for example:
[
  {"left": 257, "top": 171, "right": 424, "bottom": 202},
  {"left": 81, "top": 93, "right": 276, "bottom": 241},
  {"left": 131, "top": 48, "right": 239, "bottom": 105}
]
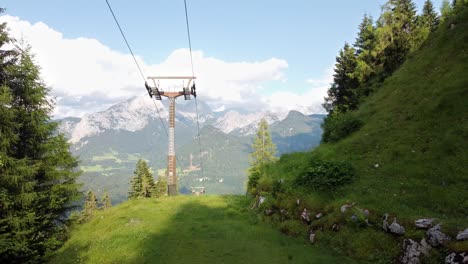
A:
[
  {"left": 50, "top": 196, "right": 355, "bottom": 264},
  {"left": 247, "top": 3, "right": 468, "bottom": 263}
]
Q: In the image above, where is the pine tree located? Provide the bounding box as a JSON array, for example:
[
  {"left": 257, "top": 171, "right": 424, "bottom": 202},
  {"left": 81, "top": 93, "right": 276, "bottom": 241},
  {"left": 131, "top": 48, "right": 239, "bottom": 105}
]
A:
[
  {"left": 323, "top": 43, "right": 359, "bottom": 114},
  {"left": 422, "top": 0, "right": 439, "bottom": 31},
  {"left": 249, "top": 119, "right": 277, "bottom": 167},
  {"left": 247, "top": 119, "right": 277, "bottom": 192},
  {"left": 128, "top": 159, "right": 154, "bottom": 198},
  {"left": 81, "top": 191, "right": 98, "bottom": 222},
  {"left": 377, "top": 0, "right": 417, "bottom": 73},
  {"left": 100, "top": 191, "right": 112, "bottom": 209},
  {"left": 441, "top": 0, "right": 453, "bottom": 21},
  {"left": 128, "top": 160, "right": 143, "bottom": 199},
  {"left": 353, "top": 14, "right": 377, "bottom": 86},
  {"left": 141, "top": 161, "right": 155, "bottom": 198},
  {"left": 152, "top": 176, "right": 167, "bottom": 198},
  {"left": 0, "top": 18, "right": 81, "bottom": 262}
]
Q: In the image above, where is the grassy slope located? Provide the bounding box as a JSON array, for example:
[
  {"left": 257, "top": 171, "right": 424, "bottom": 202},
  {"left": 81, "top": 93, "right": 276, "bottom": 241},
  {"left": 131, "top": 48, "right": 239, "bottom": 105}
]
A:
[
  {"left": 50, "top": 196, "right": 355, "bottom": 264},
  {"left": 255, "top": 7, "right": 468, "bottom": 263}
]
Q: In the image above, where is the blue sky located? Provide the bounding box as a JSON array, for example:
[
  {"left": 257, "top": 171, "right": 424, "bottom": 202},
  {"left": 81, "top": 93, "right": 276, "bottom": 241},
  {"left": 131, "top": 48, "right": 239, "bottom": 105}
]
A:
[{"left": 1, "top": 0, "right": 443, "bottom": 117}]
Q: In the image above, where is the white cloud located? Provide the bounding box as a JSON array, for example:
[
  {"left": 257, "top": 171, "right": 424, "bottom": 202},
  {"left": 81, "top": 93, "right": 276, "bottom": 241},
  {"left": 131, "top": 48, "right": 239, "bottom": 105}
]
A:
[
  {"left": 264, "top": 68, "right": 333, "bottom": 115},
  {"left": 1, "top": 15, "right": 289, "bottom": 117},
  {"left": 1, "top": 15, "right": 330, "bottom": 118}
]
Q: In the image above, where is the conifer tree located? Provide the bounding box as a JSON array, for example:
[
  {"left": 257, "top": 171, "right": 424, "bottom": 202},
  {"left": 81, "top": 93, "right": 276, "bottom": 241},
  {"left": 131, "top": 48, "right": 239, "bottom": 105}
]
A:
[
  {"left": 128, "top": 160, "right": 143, "bottom": 199},
  {"left": 353, "top": 14, "right": 377, "bottom": 87},
  {"left": 422, "top": 0, "right": 439, "bottom": 31},
  {"left": 377, "top": 0, "right": 417, "bottom": 73},
  {"left": 441, "top": 0, "right": 453, "bottom": 21},
  {"left": 152, "top": 176, "right": 167, "bottom": 198},
  {"left": 141, "top": 161, "right": 155, "bottom": 198},
  {"left": 0, "top": 17, "right": 81, "bottom": 262},
  {"left": 100, "top": 191, "right": 112, "bottom": 209},
  {"left": 323, "top": 43, "right": 359, "bottom": 114},
  {"left": 128, "top": 159, "right": 154, "bottom": 198},
  {"left": 247, "top": 119, "right": 277, "bottom": 192},
  {"left": 249, "top": 119, "right": 277, "bottom": 167},
  {"left": 81, "top": 191, "right": 98, "bottom": 222}
]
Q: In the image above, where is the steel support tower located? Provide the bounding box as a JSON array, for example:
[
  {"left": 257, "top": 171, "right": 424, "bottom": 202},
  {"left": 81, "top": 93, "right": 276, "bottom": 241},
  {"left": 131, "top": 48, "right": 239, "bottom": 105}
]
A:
[{"left": 145, "top": 76, "right": 196, "bottom": 196}]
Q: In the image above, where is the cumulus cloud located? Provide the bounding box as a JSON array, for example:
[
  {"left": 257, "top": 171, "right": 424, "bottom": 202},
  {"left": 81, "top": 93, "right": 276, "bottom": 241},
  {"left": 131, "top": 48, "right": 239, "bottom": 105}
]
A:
[
  {"left": 0, "top": 15, "right": 328, "bottom": 118},
  {"left": 264, "top": 68, "right": 333, "bottom": 115}
]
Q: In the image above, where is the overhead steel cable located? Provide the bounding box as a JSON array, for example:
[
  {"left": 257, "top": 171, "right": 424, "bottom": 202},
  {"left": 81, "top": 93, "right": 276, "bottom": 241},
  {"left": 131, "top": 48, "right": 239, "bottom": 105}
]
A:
[
  {"left": 105, "top": 0, "right": 146, "bottom": 83},
  {"left": 105, "top": 0, "right": 186, "bottom": 177},
  {"left": 183, "top": 0, "right": 205, "bottom": 186}
]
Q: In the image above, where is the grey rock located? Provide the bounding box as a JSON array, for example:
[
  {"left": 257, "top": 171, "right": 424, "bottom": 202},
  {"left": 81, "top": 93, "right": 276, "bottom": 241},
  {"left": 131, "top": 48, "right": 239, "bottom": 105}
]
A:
[
  {"left": 296, "top": 199, "right": 300, "bottom": 205},
  {"left": 445, "top": 252, "right": 468, "bottom": 264},
  {"left": 415, "top": 218, "right": 436, "bottom": 229},
  {"left": 315, "top": 212, "right": 323, "bottom": 219},
  {"left": 427, "top": 224, "right": 450, "bottom": 247},
  {"left": 389, "top": 218, "right": 405, "bottom": 235},
  {"left": 341, "top": 204, "right": 351, "bottom": 213},
  {"left": 351, "top": 214, "right": 358, "bottom": 222},
  {"left": 456, "top": 229, "right": 468, "bottom": 241},
  {"left": 264, "top": 208, "right": 274, "bottom": 216},
  {"left": 362, "top": 209, "right": 370, "bottom": 218},
  {"left": 383, "top": 213, "right": 390, "bottom": 231},
  {"left": 331, "top": 224, "right": 340, "bottom": 232},
  {"left": 400, "top": 238, "right": 432, "bottom": 264},
  {"left": 301, "top": 208, "right": 311, "bottom": 224},
  {"left": 259, "top": 196, "right": 266, "bottom": 205},
  {"left": 309, "top": 230, "right": 316, "bottom": 244}
]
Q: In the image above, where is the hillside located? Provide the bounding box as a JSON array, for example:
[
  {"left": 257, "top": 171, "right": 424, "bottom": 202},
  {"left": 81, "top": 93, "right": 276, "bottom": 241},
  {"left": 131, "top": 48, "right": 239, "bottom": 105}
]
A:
[
  {"left": 249, "top": 6, "right": 468, "bottom": 263},
  {"left": 50, "top": 196, "right": 354, "bottom": 263}
]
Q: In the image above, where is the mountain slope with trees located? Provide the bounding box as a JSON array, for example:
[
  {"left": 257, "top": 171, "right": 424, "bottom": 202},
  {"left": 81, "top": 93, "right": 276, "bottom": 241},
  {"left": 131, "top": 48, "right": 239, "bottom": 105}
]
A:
[{"left": 247, "top": 1, "right": 468, "bottom": 263}]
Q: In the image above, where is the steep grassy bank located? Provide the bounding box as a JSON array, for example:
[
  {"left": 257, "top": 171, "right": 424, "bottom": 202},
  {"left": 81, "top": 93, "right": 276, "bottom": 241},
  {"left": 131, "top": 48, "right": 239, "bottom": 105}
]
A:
[
  {"left": 249, "top": 6, "right": 468, "bottom": 263},
  {"left": 50, "top": 196, "right": 355, "bottom": 264}
]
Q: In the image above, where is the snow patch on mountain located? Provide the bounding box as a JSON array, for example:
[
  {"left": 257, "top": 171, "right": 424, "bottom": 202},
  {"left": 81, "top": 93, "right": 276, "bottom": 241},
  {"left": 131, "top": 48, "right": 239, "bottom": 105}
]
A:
[
  {"left": 212, "top": 110, "right": 285, "bottom": 135},
  {"left": 66, "top": 96, "right": 165, "bottom": 143}
]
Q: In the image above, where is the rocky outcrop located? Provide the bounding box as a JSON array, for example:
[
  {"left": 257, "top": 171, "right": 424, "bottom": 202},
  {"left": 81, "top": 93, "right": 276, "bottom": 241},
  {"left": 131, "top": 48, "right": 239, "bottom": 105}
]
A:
[
  {"left": 445, "top": 252, "right": 468, "bottom": 264},
  {"left": 301, "top": 208, "right": 311, "bottom": 225},
  {"left": 415, "top": 218, "right": 436, "bottom": 229},
  {"left": 389, "top": 218, "right": 405, "bottom": 235},
  {"left": 456, "top": 229, "right": 468, "bottom": 241},
  {"left": 400, "top": 238, "right": 431, "bottom": 264},
  {"left": 426, "top": 224, "right": 450, "bottom": 247}
]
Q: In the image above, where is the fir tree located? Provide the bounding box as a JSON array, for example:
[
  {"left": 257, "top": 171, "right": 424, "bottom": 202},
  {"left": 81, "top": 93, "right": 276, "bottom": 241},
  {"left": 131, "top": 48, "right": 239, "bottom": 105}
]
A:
[
  {"left": 323, "top": 43, "right": 359, "bottom": 114},
  {"left": 141, "top": 161, "right": 155, "bottom": 198},
  {"left": 81, "top": 191, "right": 98, "bottom": 222},
  {"left": 247, "top": 119, "right": 277, "bottom": 193},
  {"left": 152, "top": 176, "right": 167, "bottom": 198},
  {"left": 353, "top": 14, "right": 377, "bottom": 86},
  {"left": 377, "top": 0, "right": 418, "bottom": 73},
  {"left": 249, "top": 119, "right": 277, "bottom": 167},
  {"left": 128, "top": 160, "right": 143, "bottom": 199},
  {"left": 128, "top": 159, "right": 154, "bottom": 198},
  {"left": 422, "top": 0, "right": 439, "bottom": 31},
  {"left": 100, "top": 191, "right": 112, "bottom": 209},
  {"left": 0, "top": 18, "right": 81, "bottom": 262},
  {"left": 441, "top": 0, "right": 453, "bottom": 21}
]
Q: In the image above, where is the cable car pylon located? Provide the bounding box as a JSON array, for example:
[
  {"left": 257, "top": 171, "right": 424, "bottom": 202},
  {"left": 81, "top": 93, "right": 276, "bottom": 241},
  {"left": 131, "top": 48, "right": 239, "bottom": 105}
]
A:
[{"left": 145, "top": 77, "right": 196, "bottom": 196}]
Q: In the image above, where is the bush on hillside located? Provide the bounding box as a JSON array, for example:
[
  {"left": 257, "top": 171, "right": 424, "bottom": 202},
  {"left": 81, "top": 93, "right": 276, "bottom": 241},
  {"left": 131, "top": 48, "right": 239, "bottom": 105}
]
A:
[
  {"left": 295, "top": 160, "right": 355, "bottom": 192},
  {"left": 321, "top": 113, "right": 363, "bottom": 143}
]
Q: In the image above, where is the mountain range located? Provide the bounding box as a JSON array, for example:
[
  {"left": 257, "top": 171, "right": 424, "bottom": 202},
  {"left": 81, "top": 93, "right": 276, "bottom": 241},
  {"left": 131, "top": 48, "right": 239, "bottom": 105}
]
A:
[{"left": 58, "top": 96, "right": 325, "bottom": 203}]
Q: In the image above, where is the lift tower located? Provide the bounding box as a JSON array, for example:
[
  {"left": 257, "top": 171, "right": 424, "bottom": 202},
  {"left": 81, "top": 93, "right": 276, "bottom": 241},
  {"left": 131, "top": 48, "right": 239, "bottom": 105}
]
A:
[{"left": 145, "top": 76, "right": 197, "bottom": 196}]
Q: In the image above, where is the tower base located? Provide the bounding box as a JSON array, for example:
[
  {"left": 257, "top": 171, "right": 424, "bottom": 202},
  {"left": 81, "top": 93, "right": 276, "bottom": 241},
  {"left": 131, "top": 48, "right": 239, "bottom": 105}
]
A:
[{"left": 168, "top": 184, "right": 177, "bottom": 196}]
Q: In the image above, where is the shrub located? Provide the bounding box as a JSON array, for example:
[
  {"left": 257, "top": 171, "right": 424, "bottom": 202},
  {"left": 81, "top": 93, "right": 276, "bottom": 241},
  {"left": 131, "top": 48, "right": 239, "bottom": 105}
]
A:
[
  {"left": 295, "top": 160, "right": 355, "bottom": 192},
  {"left": 321, "top": 113, "right": 363, "bottom": 143}
]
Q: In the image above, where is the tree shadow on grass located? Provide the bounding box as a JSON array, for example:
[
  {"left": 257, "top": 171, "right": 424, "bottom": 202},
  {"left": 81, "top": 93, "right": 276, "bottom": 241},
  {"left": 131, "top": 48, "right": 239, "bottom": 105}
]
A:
[{"left": 120, "top": 196, "right": 354, "bottom": 264}]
